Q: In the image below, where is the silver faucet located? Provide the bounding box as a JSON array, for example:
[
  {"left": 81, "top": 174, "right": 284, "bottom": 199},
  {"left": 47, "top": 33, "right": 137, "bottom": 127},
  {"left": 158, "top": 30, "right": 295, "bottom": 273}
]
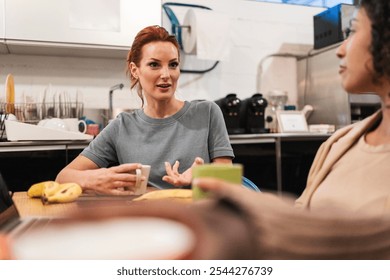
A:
[{"left": 108, "top": 83, "right": 124, "bottom": 121}]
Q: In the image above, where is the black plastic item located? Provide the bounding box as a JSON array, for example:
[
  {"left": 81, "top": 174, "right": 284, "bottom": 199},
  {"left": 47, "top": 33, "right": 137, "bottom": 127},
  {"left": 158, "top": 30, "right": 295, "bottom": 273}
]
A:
[
  {"left": 215, "top": 94, "right": 245, "bottom": 135},
  {"left": 240, "top": 93, "right": 269, "bottom": 134},
  {"left": 313, "top": 4, "right": 355, "bottom": 49}
]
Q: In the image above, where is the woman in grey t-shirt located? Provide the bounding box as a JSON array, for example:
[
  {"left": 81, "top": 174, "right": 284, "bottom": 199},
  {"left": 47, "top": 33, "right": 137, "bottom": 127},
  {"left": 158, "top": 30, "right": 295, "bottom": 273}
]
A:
[{"left": 56, "top": 26, "right": 234, "bottom": 194}]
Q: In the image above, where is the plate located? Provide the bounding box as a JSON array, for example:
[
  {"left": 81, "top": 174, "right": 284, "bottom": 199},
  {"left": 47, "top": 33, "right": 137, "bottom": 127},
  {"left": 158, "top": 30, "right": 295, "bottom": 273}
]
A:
[{"left": 12, "top": 217, "right": 196, "bottom": 259}]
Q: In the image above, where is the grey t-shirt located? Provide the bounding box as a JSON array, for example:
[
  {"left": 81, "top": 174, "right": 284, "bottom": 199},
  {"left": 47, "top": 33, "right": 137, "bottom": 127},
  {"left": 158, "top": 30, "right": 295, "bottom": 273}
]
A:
[{"left": 81, "top": 100, "right": 234, "bottom": 189}]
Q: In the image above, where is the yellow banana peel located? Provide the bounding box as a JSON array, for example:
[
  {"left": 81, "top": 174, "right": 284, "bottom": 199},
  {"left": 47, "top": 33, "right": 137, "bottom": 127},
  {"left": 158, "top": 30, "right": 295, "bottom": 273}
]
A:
[{"left": 133, "top": 189, "right": 192, "bottom": 203}]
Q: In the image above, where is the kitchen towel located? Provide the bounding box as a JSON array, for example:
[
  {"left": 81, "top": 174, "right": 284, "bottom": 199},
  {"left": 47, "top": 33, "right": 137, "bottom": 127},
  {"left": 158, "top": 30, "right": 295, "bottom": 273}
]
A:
[{"left": 182, "top": 8, "right": 231, "bottom": 61}]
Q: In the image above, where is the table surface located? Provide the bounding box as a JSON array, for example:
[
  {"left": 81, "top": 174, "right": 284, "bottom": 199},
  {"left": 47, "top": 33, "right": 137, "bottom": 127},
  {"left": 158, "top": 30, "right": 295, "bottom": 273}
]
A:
[
  {"left": 13, "top": 192, "right": 79, "bottom": 218},
  {"left": 13, "top": 190, "right": 153, "bottom": 218}
]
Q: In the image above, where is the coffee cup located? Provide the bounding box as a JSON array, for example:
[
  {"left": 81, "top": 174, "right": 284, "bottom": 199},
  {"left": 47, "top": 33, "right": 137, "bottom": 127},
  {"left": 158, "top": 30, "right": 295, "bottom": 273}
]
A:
[
  {"left": 192, "top": 164, "right": 243, "bottom": 200},
  {"left": 62, "top": 118, "right": 87, "bottom": 133},
  {"left": 134, "top": 165, "right": 151, "bottom": 195}
]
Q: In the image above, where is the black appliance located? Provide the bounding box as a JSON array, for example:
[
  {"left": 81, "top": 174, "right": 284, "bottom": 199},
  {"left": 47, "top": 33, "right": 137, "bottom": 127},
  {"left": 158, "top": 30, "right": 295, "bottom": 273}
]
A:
[
  {"left": 313, "top": 4, "right": 354, "bottom": 49},
  {"left": 240, "top": 93, "right": 269, "bottom": 134},
  {"left": 215, "top": 94, "right": 245, "bottom": 134}
]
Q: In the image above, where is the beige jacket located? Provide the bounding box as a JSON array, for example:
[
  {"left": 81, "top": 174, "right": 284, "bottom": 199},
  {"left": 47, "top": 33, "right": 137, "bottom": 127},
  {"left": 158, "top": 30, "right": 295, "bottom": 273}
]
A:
[{"left": 295, "top": 110, "right": 382, "bottom": 210}]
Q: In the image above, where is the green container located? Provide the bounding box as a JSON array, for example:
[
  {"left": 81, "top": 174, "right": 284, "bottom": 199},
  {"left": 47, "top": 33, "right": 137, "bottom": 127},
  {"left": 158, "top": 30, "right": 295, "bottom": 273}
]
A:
[{"left": 192, "top": 164, "right": 243, "bottom": 200}]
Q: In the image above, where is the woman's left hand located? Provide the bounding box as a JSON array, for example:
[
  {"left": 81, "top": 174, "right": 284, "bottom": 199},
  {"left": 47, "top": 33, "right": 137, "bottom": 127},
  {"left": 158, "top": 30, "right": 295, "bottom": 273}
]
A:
[{"left": 162, "top": 157, "right": 204, "bottom": 187}]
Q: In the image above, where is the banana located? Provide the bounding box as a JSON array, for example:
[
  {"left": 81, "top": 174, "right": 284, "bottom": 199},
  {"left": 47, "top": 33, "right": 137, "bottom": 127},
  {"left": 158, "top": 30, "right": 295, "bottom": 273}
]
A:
[
  {"left": 27, "top": 181, "right": 59, "bottom": 198},
  {"left": 42, "top": 181, "right": 63, "bottom": 197},
  {"left": 27, "top": 181, "right": 82, "bottom": 204},
  {"left": 133, "top": 189, "right": 192, "bottom": 202},
  {"left": 41, "top": 182, "right": 82, "bottom": 205}
]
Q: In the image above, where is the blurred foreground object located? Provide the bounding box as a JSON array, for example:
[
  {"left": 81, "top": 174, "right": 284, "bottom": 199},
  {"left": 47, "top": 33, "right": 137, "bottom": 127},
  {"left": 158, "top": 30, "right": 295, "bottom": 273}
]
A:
[
  {"left": 5, "top": 184, "right": 390, "bottom": 259},
  {"left": 7, "top": 200, "right": 257, "bottom": 259}
]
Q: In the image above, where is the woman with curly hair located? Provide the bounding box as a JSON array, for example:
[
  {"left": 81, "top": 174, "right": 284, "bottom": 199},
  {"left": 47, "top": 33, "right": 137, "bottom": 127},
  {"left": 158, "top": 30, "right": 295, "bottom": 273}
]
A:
[
  {"left": 188, "top": 0, "right": 390, "bottom": 259},
  {"left": 196, "top": 0, "right": 390, "bottom": 215},
  {"left": 295, "top": 0, "right": 390, "bottom": 214}
]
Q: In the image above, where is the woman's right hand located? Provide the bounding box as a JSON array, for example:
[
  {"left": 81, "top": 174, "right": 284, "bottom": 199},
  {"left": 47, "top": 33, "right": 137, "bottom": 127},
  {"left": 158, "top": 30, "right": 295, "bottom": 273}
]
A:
[
  {"left": 56, "top": 156, "right": 144, "bottom": 195},
  {"left": 83, "top": 163, "right": 144, "bottom": 195}
]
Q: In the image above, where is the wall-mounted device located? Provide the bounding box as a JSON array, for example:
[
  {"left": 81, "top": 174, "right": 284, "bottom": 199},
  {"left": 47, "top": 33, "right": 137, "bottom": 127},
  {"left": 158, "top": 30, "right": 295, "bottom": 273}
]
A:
[{"left": 313, "top": 3, "right": 355, "bottom": 49}]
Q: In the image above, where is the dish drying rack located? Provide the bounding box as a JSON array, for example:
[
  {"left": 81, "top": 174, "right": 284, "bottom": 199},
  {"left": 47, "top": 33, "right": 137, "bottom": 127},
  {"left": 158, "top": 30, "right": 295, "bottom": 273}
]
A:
[
  {"left": 1, "top": 102, "right": 84, "bottom": 123},
  {"left": 1, "top": 102, "right": 84, "bottom": 141}
]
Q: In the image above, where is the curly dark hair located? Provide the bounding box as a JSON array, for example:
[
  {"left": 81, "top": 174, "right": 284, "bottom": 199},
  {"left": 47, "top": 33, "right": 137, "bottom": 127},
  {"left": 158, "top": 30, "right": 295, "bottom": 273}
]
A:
[{"left": 360, "top": 0, "right": 390, "bottom": 80}]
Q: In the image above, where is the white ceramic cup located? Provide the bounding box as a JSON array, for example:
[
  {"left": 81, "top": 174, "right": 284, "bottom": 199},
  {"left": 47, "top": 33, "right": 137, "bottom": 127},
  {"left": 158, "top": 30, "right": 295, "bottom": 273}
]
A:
[
  {"left": 62, "top": 118, "right": 87, "bottom": 133},
  {"left": 134, "top": 165, "right": 151, "bottom": 195},
  {"left": 37, "top": 118, "right": 67, "bottom": 131}
]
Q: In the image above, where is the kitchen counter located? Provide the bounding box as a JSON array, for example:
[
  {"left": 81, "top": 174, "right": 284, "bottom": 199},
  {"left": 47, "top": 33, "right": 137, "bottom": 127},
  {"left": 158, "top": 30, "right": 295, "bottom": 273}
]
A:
[
  {"left": 0, "top": 140, "right": 91, "bottom": 152},
  {"left": 0, "top": 133, "right": 329, "bottom": 151},
  {"left": 229, "top": 132, "right": 331, "bottom": 144}
]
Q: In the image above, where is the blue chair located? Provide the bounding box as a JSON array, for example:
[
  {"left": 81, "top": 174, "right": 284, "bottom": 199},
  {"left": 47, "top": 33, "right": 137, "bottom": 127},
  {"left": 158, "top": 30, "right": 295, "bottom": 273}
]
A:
[{"left": 242, "top": 177, "right": 261, "bottom": 192}]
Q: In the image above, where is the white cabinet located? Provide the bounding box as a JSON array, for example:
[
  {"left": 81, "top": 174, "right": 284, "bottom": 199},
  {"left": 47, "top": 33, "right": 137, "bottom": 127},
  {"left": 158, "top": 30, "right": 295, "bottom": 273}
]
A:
[
  {"left": 0, "top": 0, "right": 4, "bottom": 39},
  {"left": 4, "top": 0, "right": 161, "bottom": 57},
  {"left": 0, "top": 0, "right": 7, "bottom": 54}
]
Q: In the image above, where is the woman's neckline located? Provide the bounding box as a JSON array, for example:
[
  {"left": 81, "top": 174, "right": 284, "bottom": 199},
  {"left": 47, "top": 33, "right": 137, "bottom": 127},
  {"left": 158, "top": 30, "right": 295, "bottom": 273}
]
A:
[{"left": 143, "top": 100, "right": 185, "bottom": 119}]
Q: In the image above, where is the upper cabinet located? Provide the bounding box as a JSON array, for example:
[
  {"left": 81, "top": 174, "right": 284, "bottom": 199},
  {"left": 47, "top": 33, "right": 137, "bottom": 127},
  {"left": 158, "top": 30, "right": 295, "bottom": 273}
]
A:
[
  {"left": 0, "top": 0, "right": 4, "bottom": 39},
  {"left": 0, "top": 0, "right": 7, "bottom": 54},
  {"left": 3, "top": 0, "right": 162, "bottom": 57}
]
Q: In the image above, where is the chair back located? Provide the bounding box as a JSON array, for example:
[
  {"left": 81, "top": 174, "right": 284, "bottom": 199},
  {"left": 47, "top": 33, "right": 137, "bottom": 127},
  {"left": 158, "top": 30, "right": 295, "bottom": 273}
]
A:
[{"left": 242, "top": 177, "right": 261, "bottom": 192}]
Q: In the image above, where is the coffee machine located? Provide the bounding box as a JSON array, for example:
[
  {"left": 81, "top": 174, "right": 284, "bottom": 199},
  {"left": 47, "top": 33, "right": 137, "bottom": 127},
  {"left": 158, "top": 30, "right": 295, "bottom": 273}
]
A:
[
  {"left": 240, "top": 93, "right": 269, "bottom": 134},
  {"left": 215, "top": 94, "right": 245, "bottom": 134}
]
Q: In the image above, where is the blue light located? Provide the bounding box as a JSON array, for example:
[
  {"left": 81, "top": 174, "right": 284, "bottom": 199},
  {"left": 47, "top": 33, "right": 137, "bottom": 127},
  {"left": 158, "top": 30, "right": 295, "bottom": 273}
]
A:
[{"left": 254, "top": 0, "right": 353, "bottom": 8}]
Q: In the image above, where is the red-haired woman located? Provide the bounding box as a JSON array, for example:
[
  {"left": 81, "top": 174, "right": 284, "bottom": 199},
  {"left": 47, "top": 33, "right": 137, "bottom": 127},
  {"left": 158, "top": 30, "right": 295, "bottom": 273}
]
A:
[{"left": 56, "top": 26, "right": 233, "bottom": 195}]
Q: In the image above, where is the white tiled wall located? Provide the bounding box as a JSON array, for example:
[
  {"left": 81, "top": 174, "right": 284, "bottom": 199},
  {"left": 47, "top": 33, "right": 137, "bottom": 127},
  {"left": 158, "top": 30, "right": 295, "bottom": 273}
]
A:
[
  {"left": 0, "top": 0, "right": 325, "bottom": 124},
  {"left": 166, "top": 0, "right": 324, "bottom": 106},
  {"left": 0, "top": 54, "right": 137, "bottom": 109}
]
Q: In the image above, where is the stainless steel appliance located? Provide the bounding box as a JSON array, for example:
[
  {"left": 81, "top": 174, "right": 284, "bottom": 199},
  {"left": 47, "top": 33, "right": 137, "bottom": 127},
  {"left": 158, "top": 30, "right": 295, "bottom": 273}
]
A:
[{"left": 297, "top": 44, "right": 381, "bottom": 128}]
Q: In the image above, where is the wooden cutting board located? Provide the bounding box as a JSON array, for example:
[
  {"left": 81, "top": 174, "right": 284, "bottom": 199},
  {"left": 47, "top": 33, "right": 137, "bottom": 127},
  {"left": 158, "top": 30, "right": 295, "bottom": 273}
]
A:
[{"left": 5, "top": 74, "right": 15, "bottom": 114}]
